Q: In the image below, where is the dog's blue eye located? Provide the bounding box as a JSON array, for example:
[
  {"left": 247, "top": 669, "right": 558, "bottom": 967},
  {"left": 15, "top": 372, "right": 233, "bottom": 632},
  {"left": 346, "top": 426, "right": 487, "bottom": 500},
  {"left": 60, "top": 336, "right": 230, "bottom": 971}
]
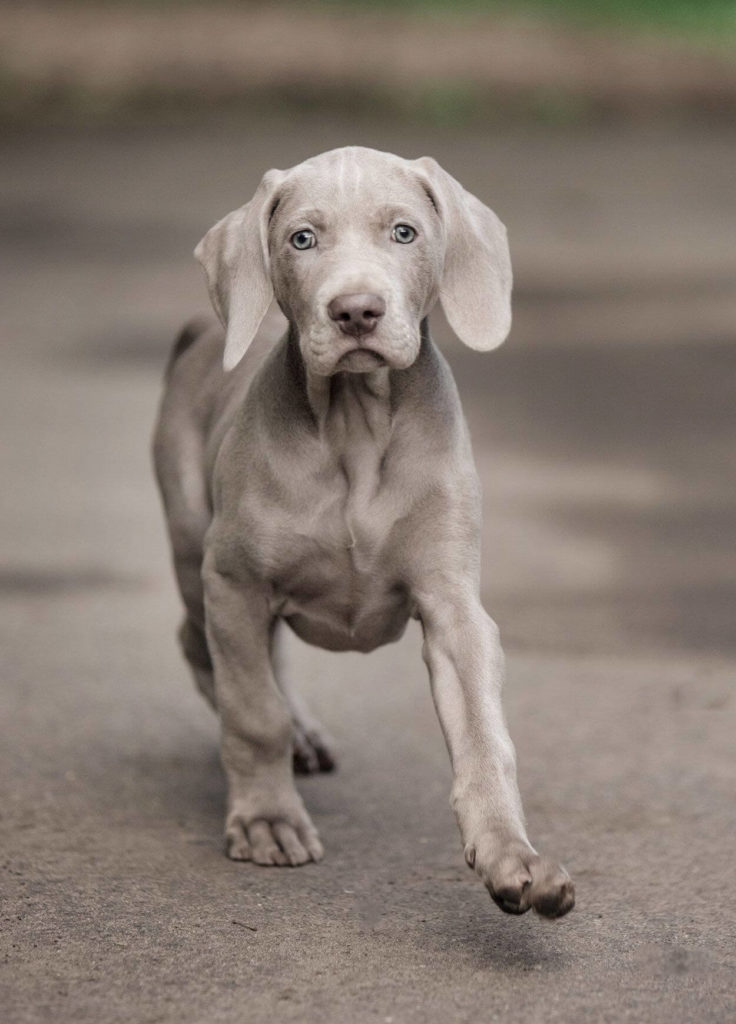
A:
[
  {"left": 391, "top": 224, "right": 416, "bottom": 244},
  {"left": 291, "top": 229, "right": 316, "bottom": 250}
]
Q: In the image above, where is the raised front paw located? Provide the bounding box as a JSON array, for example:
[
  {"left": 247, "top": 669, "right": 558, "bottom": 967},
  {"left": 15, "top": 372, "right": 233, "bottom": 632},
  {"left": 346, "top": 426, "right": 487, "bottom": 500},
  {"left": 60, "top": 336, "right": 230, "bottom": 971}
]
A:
[
  {"left": 225, "top": 799, "right": 324, "bottom": 867},
  {"left": 466, "top": 837, "right": 575, "bottom": 919}
]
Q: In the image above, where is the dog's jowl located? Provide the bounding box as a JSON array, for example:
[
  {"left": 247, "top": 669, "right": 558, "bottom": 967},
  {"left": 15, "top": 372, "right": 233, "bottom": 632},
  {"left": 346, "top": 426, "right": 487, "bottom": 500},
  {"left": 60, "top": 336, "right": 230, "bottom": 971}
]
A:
[{"left": 153, "top": 147, "right": 574, "bottom": 918}]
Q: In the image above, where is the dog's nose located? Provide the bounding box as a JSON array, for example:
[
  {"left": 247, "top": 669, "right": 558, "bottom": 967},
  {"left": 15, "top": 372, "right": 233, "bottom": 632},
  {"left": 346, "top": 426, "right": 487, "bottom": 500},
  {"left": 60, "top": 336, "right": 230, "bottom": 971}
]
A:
[{"left": 328, "top": 293, "right": 386, "bottom": 338}]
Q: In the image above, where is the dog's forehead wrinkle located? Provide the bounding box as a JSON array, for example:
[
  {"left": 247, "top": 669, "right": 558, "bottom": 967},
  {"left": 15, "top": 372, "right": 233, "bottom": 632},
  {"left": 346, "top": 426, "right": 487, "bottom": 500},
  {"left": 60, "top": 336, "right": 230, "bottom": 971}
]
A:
[
  {"left": 295, "top": 145, "right": 408, "bottom": 175},
  {"left": 282, "top": 147, "right": 422, "bottom": 215}
]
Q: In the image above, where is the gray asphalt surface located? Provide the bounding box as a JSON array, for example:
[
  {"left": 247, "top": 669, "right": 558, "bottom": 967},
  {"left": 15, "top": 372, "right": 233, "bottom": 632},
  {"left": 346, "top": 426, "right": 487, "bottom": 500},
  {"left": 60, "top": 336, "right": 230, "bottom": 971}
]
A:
[{"left": 1, "top": 113, "right": 735, "bottom": 1023}]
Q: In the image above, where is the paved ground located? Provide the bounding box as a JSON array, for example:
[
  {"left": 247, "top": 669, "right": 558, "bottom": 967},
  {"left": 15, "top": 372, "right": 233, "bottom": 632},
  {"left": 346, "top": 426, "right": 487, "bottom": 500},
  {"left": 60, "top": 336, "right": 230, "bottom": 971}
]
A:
[{"left": 1, "top": 114, "right": 735, "bottom": 1023}]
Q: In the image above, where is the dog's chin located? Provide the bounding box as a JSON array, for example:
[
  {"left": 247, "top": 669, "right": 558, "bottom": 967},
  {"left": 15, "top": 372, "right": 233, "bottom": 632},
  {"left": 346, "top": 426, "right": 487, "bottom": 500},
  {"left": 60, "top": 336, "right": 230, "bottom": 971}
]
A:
[
  {"left": 302, "top": 324, "right": 421, "bottom": 376},
  {"left": 335, "top": 349, "right": 387, "bottom": 374}
]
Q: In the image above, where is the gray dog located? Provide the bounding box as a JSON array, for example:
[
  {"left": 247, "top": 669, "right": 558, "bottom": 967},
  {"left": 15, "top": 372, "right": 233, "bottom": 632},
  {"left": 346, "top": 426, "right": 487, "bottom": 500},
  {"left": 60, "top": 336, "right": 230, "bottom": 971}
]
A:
[{"left": 153, "top": 146, "right": 574, "bottom": 918}]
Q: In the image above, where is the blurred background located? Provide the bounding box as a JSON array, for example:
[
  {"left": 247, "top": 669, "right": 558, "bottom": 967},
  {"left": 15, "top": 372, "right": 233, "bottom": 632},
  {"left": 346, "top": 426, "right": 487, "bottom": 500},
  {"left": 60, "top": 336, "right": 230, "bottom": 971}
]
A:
[{"left": 2, "top": 3, "right": 735, "bottom": 1023}]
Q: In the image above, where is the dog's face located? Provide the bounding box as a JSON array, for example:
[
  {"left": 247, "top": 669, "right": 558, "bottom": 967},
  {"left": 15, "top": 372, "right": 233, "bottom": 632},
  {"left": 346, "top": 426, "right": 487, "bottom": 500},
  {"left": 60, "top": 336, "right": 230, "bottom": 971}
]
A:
[
  {"left": 268, "top": 150, "right": 443, "bottom": 376},
  {"left": 195, "top": 147, "right": 512, "bottom": 374}
]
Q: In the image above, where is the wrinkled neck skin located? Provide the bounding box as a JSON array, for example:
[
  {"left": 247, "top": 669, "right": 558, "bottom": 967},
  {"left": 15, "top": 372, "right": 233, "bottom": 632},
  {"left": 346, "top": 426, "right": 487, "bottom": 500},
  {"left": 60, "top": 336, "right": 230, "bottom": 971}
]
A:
[{"left": 284, "top": 318, "right": 432, "bottom": 468}]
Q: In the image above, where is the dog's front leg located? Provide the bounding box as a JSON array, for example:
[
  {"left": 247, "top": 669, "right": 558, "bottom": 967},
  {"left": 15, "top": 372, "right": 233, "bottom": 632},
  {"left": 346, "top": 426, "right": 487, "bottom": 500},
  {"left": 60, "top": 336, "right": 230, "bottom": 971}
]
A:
[
  {"left": 418, "top": 590, "right": 574, "bottom": 917},
  {"left": 202, "top": 551, "right": 324, "bottom": 866}
]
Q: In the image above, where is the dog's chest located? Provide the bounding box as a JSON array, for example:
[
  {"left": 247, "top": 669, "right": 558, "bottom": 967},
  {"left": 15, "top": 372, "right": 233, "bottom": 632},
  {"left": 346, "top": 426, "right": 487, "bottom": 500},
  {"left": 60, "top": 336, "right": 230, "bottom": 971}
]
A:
[
  {"left": 267, "top": 458, "right": 407, "bottom": 646},
  {"left": 244, "top": 395, "right": 413, "bottom": 651}
]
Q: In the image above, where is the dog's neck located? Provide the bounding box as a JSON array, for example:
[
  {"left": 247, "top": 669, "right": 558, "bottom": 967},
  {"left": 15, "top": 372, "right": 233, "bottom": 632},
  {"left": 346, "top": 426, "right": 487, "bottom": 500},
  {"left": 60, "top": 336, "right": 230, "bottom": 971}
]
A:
[
  {"left": 306, "top": 364, "right": 390, "bottom": 430},
  {"left": 284, "top": 319, "right": 431, "bottom": 437},
  {"left": 285, "top": 327, "right": 399, "bottom": 445},
  {"left": 281, "top": 323, "right": 433, "bottom": 497},
  {"left": 309, "top": 368, "right": 393, "bottom": 507}
]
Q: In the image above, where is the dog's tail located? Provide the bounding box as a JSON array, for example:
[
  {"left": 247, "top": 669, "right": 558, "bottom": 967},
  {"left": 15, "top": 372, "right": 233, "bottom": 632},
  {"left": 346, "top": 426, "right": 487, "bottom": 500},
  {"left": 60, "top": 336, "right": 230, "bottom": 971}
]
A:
[{"left": 164, "top": 315, "right": 214, "bottom": 378}]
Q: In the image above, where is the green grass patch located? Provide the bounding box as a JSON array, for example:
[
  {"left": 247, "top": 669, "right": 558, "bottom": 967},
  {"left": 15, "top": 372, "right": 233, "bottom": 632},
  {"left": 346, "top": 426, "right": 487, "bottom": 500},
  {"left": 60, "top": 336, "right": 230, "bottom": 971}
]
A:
[
  {"left": 320, "top": 0, "right": 736, "bottom": 39},
  {"left": 66, "top": 1, "right": 736, "bottom": 41}
]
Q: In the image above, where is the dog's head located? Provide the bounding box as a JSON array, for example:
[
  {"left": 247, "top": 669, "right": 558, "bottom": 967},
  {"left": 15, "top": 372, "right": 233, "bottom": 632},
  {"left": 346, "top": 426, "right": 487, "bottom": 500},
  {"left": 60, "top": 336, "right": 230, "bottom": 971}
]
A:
[{"left": 195, "top": 147, "right": 512, "bottom": 375}]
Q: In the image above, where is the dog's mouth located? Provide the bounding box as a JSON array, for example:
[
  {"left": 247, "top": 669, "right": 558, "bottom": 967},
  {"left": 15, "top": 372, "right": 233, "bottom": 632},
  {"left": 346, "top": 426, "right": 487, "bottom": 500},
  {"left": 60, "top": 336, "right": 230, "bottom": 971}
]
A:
[{"left": 336, "top": 348, "right": 387, "bottom": 373}]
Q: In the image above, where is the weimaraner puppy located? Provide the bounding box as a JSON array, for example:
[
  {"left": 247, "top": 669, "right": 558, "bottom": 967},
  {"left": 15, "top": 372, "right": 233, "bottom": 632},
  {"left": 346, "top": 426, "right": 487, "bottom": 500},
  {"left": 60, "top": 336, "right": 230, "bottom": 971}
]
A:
[{"left": 153, "top": 146, "right": 574, "bottom": 918}]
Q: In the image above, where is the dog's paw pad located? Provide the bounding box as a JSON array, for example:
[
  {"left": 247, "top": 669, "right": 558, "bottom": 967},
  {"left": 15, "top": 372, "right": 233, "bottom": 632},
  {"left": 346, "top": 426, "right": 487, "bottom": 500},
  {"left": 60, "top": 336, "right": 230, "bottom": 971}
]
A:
[{"left": 472, "top": 839, "right": 575, "bottom": 919}]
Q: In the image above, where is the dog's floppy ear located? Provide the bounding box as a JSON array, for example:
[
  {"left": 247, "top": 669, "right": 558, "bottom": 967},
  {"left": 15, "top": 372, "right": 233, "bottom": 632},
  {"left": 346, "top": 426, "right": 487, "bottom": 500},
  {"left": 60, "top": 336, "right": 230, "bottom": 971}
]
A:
[
  {"left": 194, "top": 169, "right": 285, "bottom": 371},
  {"left": 414, "top": 156, "right": 512, "bottom": 351}
]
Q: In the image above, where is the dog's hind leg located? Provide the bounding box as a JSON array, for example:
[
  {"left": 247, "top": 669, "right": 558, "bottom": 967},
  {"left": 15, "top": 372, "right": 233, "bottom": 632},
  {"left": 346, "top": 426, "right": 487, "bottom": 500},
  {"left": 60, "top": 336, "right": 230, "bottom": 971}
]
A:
[
  {"left": 179, "top": 615, "right": 216, "bottom": 708},
  {"left": 270, "top": 621, "right": 336, "bottom": 775},
  {"left": 153, "top": 321, "right": 221, "bottom": 709}
]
